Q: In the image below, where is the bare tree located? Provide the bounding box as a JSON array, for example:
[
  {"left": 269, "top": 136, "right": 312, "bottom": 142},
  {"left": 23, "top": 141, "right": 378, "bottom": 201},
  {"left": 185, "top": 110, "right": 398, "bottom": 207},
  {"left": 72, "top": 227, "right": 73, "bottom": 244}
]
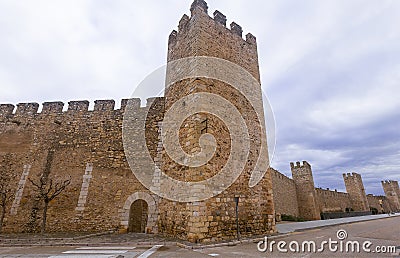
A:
[
  {"left": 0, "top": 154, "right": 18, "bottom": 233},
  {"left": 28, "top": 176, "right": 71, "bottom": 233}
]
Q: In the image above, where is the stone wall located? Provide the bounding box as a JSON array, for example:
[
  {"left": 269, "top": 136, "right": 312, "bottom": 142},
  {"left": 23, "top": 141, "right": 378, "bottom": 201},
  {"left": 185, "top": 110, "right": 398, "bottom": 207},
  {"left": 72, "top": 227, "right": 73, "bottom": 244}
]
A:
[
  {"left": 271, "top": 162, "right": 396, "bottom": 220},
  {"left": 0, "top": 0, "right": 276, "bottom": 242},
  {"left": 315, "top": 188, "right": 351, "bottom": 213},
  {"left": 0, "top": 0, "right": 397, "bottom": 241},
  {"left": 367, "top": 194, "right": 393, "bottom": 213},
  {"left": 0, "top": 99, "right": 159, "bottom": 233},
  {"left": 270, "top": 168, "right": 299, "bottom": 217}
]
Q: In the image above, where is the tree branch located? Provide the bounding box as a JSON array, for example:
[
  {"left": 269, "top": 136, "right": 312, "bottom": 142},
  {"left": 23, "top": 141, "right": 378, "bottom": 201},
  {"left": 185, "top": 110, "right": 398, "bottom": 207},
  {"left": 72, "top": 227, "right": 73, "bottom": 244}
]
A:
[
  {"left": 28, "top": 177, "right": 42, "bottom": 190},
  {"left": 49, "top": 177, "right": 71, "bottom": 202}
]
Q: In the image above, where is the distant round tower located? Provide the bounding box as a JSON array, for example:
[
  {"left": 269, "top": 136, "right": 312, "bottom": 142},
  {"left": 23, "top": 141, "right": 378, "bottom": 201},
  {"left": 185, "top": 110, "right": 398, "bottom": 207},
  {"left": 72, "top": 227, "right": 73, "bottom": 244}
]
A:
[
  {"left": 343, "top": 172, "right": 369, "bottom": 211},
  {"left": 291, "top": 161, "right": 320, "bottom": 220},
  {"left": 381, "top": 180, "right": 400, "bottom": 211}
]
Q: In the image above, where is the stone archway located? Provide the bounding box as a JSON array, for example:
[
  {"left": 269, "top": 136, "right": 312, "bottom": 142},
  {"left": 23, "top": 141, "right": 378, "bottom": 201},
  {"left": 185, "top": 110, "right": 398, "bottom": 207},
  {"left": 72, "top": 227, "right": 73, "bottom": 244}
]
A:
[
  {"left": 128, "top": 199, "right": 148, "bottom": 233},
  {"left": 119, "top": 192, "right": 158, "bottom": 233}
]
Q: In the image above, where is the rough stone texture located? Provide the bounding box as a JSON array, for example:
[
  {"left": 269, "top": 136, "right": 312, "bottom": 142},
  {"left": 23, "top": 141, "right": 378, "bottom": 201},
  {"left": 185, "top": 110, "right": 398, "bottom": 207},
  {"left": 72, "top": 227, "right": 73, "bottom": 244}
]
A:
[
  {"left": 271, "top": 162, "right": 396, "bottom": 219},
  {"left": 381, "top": 180, "right": 400, "bottom": 211},
  {"left": 291, "top": 161, "right": 320, "bottom": 220},
  {"left": 0, "top": 1, "right": 275, "bottom": 242},
  {"left": 0, "top": 100, "right": 156, "bottom": 233},
  {"left": 343, "top": 172, "right": 369, "bottom": 211},
  {"left": 168, "top": 6, "right": 260, "bottom": 82},
  {"left": 160, "top": 2, "right": 275, "bottom": 243},
  {"left": 270, "top": 168, "right": 299, "bottom": 217},
  {"left": 315, "top": 188, "right": 351, "bottom": 213},
  {"left": 367, "top": 194, "right": 394, "bottom": 213},
  {"left": 0, "top": 0, "right": 396, "bottom": 241}
]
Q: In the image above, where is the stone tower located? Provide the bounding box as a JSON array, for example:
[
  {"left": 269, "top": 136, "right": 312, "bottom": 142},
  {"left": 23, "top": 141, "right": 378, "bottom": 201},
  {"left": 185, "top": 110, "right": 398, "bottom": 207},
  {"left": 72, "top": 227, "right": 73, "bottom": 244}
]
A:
[
  {"left": 291, "top": 161, "right": 320, "bottom": 220},
  {"left": 157, "top": 0, "right": 275, "bottom": 243},
  {"left": 343, "top": 172, "right": 369, "bottom": 211},
  {"left": 381, "top": 180, "right": 400, "bottom": 211}
]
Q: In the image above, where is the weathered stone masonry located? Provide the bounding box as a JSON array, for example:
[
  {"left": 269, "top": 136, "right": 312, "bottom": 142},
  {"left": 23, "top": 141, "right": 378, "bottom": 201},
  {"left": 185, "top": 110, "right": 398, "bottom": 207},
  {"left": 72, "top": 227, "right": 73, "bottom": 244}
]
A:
[
  {"left": 0, "top": 0, "right": 398, "bottom": 241},
  {"left": 382, "top": 180, "right": 400, "bottom": 211},
  {"left": 159, "top": 0, "right": 275, "bottom": 242},
  {"left": 0, "top": 98, "right": 165, "bottom": 233},
  {"left": 0, "top": 0, "right": 276, "bottom": 242},
  {"left": 271, "top": 161, "right": 399, "bottom": 220}
]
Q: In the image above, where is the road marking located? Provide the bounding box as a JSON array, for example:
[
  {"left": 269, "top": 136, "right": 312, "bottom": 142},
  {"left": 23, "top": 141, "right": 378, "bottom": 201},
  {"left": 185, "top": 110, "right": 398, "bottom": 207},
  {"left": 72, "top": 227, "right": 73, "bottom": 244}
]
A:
[
  {"left": 137, "top": 244, "right": 163, "bottom": 258},
  {"left": 49, "top": 246, "right": 136, "bottom": 258},
  {"left": 63, "top": 250, "right": 127, "bottom": 254},
  {"left": 49, "top": 254, "right": 116, "bottom": 258},
  {"left": 315, "top": 235, "right": 325, "bottom": 239},
  {"left": 209, "top": 254, "right": 220, "bottom": 257},
  {"left": 76, "top": 246, "right": 136, "bottom": 250}
]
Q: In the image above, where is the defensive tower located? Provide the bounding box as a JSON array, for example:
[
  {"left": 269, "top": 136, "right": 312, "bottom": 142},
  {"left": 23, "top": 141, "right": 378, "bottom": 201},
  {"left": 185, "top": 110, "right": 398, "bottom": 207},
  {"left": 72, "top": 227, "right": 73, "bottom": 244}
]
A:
[
  {"left": 343, "top": 172, "right": 369, "bottom": 211},
  {"left": 291, "top": 161, "right": 320, "bottom": 220},
  {"left": 381, "top": 180, "right": 400, "bottom": 211},
  {"left": 157, "top": 0, "right": 275, "bottom": 242}
]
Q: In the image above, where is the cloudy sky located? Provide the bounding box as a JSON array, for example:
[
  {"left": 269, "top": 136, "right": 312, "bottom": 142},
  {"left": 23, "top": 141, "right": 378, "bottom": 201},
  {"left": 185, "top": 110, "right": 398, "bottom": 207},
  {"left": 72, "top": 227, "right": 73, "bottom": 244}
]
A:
[{"left": 0, "top": 0, "right": 399, "bottom": 195}]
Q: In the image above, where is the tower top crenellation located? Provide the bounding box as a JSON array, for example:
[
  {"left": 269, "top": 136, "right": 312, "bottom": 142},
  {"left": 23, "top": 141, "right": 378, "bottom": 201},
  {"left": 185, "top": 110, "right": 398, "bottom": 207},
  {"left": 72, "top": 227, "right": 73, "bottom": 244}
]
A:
[{"left": 170, "top": 0, "right": 256, "bottom": 45}]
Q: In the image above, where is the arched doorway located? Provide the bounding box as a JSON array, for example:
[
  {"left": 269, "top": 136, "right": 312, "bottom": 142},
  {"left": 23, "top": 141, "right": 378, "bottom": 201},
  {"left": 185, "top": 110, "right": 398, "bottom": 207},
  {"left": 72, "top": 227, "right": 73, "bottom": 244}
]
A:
[
  {"left": 128, "top": 199, "right": 148, "bottom": 233},
  {"left": 120, "top": 191, "right": 158, "bottom": 234}
]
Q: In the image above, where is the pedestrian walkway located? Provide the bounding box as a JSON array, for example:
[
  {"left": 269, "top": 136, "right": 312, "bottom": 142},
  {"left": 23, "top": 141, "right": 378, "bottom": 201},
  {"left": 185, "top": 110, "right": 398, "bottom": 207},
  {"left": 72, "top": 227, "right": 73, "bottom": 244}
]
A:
[
  {"left": 0, "top": 232, "right": 174, "bottom": 247},
  {"left": 276, "top": 213, "right": 400, "bottom": 233},
  {"left": 48, "top": 245, "right": 163, "bottom": 258}
]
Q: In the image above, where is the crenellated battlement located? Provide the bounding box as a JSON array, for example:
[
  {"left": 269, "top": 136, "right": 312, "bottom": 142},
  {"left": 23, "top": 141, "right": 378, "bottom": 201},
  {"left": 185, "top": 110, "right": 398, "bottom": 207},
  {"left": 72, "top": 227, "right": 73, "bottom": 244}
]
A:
[
  {"left": 316, "top": 187, "right": 348, "bottom": 198},
  {"left": 343, "top": 172, "right": 362, "bottom": 180},
  {"left": 169, "top": 0, "right": 257, "bottom": 48},
  {"left": 178, "top": 14, "right": 190, "bottom": 33},
  {"left": 94, "top": 100, "right": 115, "bottom": 111},
  {"left": 290, "top": 160, "right": 311, "bottom": 169},
  {"left": 190, "top": 0, "right": 208, "bottom": 15},
  {"left": 381, "top": 180, "right": 398, "bottom": 186},
  {"left": 213, "top": 10, "right": 226, "bottom": 26},
  {"left": 42, "top": 102, "right": 64, "bottom": 114},
  {"left": 230, "top": 22, "right": 243, "bottom": 37},
  {"left": 0, "top": 98, "right": 165, "bottom": 120},
  {"left": 121, "top": 98, "right": 140, "bottom": 111},
  {"left": 67, "top": 100, "right": 89, "bottom": 112},
  {"left": 0, "top": 104, "right": 15, "bottom": 117},
  {"left": 16, "top": 103, "right": 39, "bottom": 116}
]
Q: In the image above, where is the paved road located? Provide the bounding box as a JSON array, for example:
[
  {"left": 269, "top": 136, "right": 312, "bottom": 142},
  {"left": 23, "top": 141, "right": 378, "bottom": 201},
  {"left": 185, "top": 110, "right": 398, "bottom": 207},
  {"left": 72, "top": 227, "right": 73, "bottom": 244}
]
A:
[
  {"left": 0, "top": 244, "right": 202, "bottom": 258},
  {"left": 276, "top": 213, "right": 400, "bottom": 233},
  {"left": 1, "top": 216, "right": 399, "bottom": 257},
  {"left": 195, "top": 216, "right": 400, "bottom": 257}
]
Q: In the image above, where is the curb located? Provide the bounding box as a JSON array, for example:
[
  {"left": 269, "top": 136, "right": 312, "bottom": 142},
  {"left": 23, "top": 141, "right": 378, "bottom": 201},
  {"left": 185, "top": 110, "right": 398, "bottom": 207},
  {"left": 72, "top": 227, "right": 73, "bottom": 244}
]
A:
[
  {"left": 0, "top": 241, "right": 177, "bottom": 248},
  {"left": 285, "top": 213, "right": 400, "bottom": 234},
  {"left": 175, "top": 234, "right": 290, "bottom": 250},
  {"left": 0, "top": 231, "right": 116, "bottom": 247},
  {"left": 72, "top": 230, "right": 116, "bottom": 240}
]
